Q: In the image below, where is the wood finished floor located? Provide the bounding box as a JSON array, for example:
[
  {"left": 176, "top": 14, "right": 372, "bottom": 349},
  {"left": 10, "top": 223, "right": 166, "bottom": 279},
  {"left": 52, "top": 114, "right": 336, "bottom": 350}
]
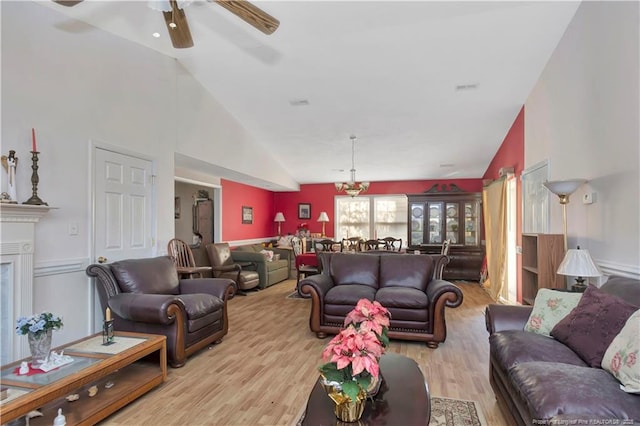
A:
[{"left": 102, "top": 279, "right": 508, "bottom": 426}]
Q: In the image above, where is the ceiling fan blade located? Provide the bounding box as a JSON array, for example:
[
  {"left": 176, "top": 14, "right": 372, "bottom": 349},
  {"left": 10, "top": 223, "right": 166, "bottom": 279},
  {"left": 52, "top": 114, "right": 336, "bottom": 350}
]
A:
[
  {"left": 214, "top": 0, "right": 280, "bottom": 35},
  {"left": 162, "top": 0, "right": 194, "bottom": 49},
  {"left": 53, "top": 1, "right": 83, "bottom": 6}
]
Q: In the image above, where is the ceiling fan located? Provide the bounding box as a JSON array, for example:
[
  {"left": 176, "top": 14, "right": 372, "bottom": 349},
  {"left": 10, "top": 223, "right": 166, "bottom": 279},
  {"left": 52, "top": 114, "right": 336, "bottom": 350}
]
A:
[{"left": 52, "top": 0, "right": 280, "bottom": 49}]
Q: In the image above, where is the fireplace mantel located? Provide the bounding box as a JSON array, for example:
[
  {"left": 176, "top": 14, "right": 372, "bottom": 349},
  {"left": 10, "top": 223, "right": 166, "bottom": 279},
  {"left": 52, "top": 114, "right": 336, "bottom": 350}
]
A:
[
  {"left": 0, "top": 203, "right": 55, "bottom": 364},
  {"left": 0, "top": 203, "right": 54, "bottom": 222}
]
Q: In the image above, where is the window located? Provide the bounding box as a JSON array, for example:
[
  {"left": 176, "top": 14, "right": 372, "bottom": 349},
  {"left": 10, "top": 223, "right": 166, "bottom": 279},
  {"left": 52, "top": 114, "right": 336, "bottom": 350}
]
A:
[{"left": 335, "top": 195, "right": 408, "bottom": 241}]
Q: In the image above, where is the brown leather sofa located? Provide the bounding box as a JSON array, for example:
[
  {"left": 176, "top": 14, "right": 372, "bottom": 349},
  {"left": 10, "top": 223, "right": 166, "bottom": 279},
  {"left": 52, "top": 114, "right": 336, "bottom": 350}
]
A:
[
  {"left": 299, "top": 252, "right": 462, "bottom": 348},
  {"left": 86, "top": 256, "right": 235, "bottom": 368},
  {"left": 485, "top": 276, "right": 640, "bottom": 424}
]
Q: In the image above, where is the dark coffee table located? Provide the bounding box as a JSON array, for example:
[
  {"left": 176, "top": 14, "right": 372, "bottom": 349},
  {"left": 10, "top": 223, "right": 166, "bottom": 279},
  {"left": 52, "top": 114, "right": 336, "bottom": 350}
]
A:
[{"left": 301, "top": 353, "right": 430, "bottom": 425}]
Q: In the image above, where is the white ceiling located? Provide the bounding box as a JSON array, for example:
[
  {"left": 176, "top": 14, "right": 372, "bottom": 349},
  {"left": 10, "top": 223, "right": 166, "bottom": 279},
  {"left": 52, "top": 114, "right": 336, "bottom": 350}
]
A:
[{"left": 40, "top": 0, "right": 580, "bottom": 187}]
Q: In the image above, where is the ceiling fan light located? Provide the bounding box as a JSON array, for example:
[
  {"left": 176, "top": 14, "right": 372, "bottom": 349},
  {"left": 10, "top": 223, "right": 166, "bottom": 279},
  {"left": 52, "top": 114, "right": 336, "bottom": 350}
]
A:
[
  {"left": 334, "top": 182, "right": 343, "bottom": 191},
  {"left": 169, "top": 22, "right": 177, "bottom": 28}
]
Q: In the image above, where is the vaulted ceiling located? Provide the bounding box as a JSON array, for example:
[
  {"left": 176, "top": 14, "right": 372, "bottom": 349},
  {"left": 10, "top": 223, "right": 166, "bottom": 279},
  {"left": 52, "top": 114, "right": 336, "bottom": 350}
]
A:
[{"left": 41, "top": 0, "right": 580, "bottom": 186}]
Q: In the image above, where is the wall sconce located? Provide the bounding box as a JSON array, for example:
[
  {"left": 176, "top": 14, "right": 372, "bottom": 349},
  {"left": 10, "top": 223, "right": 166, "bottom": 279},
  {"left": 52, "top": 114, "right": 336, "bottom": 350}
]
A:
[
  {"left": 274, "top": 212, "right": 285, "bottom": 236},
  {"left": 557, "top": 246, "right": 602, "bottom": 292},
  {"left": 543, "top": 179, "right": 587, "bottom": 252},
  {"left": 317, "top": 211, "right": 330, "bottom": 237}
]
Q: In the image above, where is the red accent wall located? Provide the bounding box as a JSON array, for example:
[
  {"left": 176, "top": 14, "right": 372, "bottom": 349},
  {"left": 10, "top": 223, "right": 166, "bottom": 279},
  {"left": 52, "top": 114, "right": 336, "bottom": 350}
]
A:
[
  {"left": 482, "top": 107, "right": 525, "bottom": 302},
  {"left": 221, "top": 179, "right": 275, "bottom": 241},
  {"left": 274, "top": 179, "right": 483, "bottom": 237}
]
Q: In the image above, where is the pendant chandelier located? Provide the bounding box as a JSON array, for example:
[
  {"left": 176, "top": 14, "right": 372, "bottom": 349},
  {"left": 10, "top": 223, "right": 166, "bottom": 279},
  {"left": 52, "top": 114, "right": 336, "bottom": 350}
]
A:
[{"left": 335, "top": 135, "right": 370, "bottom": 197}]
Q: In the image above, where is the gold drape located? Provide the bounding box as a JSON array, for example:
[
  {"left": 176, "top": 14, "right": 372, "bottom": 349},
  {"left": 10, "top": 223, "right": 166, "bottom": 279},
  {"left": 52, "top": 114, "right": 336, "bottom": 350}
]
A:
[{"left": 482, "top": 179, "right": 508, "bottom": 301}]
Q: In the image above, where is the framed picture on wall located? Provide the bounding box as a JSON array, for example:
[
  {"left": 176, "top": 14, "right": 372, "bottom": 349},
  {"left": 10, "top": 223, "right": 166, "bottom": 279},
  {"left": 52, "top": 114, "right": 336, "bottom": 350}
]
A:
[
  {"left": 242, "top": 206, "right": 253, "bottom": 224},
  {"left": 298, "top": 203, "right": 311, "bottom": 219},
  {"left": 174, "top": 197, "right": 181, "bottom": 219}
]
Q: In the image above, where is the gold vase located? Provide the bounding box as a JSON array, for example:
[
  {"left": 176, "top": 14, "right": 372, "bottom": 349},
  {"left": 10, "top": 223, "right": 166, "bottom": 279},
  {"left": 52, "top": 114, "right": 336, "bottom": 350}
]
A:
[{"left": 320, "top": 378, "right": 366, "bottom": 422}]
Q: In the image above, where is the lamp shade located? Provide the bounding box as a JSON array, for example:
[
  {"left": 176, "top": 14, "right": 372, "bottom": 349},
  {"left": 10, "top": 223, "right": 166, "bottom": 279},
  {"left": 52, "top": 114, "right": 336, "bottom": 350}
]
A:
[
  {"left": 274, "top": 212, "right": 285, "bottom": 222},
  {"left": 557, "top": 248, "right": 602, "bottom": 277},
  {"left": 317, "top": 212, "right": 330, "bottom": 222},
  {"left": 543, "top": 179, "right": 587, "bottom": 197}
]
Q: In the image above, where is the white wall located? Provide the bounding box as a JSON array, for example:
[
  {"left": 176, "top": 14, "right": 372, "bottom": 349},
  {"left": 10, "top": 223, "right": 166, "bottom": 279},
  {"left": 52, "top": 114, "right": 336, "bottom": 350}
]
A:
[
  {"left": 525, "top": 1, "right": 639, "bottom": 277},
  {"left": 0, "top": 1, "right": 295, "bottom": 349}
]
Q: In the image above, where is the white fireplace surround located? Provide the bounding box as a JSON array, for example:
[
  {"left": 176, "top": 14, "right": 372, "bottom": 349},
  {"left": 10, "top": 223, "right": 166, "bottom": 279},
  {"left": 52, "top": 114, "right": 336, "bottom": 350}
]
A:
[{"left": 0, "top": 204, "right": 52, "bottom": 365}]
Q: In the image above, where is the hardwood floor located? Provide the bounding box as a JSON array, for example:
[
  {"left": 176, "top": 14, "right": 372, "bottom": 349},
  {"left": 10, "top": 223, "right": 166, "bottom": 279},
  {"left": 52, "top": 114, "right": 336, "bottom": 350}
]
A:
[{"left": 102, "top": 279, "right": 509, "bottom": 425}]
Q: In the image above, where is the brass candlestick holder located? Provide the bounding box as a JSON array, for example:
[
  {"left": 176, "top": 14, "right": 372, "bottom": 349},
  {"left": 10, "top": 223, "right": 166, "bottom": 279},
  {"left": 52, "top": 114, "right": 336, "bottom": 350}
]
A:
[{"left": 23, "top": 151, "right": 48, "bottom": 206}]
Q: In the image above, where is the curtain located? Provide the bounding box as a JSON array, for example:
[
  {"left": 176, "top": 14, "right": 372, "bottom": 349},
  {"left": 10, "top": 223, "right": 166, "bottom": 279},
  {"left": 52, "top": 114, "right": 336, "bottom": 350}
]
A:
[{"left": 482, "top": 179, "right": 508, "bottom": 301}]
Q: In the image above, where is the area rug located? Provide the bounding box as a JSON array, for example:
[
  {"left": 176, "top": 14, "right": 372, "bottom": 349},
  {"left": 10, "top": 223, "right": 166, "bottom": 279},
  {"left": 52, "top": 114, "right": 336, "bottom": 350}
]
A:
[
  {"left": 294, "top": 396, "right": 486, "bottom": 426},
  {"left": 430, "top": 396, "right": 486, "bottom": 426}
]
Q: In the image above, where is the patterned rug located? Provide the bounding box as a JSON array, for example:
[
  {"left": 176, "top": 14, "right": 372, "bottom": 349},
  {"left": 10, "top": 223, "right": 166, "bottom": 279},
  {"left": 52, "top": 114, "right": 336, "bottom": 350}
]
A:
[
  {"left": 295, "top": 396, "right": 486, "bottom": 425},
  {"left": 430, "top": 396, "right": 486, "bottom": 426}
]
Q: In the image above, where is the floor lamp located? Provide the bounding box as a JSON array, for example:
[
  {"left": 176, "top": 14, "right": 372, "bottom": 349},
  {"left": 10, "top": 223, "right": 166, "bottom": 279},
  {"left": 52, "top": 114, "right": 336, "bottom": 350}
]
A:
[{"left": 543, "top": 179, "right": 586, "bottom": 252}]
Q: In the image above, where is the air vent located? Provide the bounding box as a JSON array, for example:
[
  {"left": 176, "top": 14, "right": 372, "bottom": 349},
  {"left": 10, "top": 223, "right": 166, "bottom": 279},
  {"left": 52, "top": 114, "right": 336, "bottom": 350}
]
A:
[
  {"left": 289, "top": 99, "right": 310, "bottom": 106},
  {"left": 455, "top": 83, "right": 478, "bottom": 91}
]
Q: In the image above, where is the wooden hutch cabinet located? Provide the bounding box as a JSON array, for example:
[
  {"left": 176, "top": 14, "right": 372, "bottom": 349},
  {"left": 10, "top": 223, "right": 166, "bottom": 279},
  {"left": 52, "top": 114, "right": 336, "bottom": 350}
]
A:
[{"left": 407, "top": 184, "right": 485, "bottom": 281}]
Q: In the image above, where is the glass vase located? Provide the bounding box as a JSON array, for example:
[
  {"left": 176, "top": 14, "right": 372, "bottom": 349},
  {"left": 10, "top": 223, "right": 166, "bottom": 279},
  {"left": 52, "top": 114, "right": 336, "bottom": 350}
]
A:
[{"left": 28, "top": 329, "right": 52, "bottom": 369}]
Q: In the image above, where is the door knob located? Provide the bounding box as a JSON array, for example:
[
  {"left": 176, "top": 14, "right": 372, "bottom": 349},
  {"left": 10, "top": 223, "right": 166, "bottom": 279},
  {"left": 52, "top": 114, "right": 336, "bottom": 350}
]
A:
[{"left": 97, "top": 256, "right": 108, "bottom": 264}]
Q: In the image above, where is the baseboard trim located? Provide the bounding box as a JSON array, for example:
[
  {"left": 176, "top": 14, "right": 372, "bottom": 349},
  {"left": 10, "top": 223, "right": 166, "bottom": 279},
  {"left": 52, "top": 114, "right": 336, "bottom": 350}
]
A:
[{"left": 593, "top": 259, "right": 640, "bottom": 284}]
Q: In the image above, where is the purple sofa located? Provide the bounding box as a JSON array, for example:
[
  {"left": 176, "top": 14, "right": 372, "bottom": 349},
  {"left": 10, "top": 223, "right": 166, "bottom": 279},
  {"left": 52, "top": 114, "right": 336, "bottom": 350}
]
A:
[{"left": 485, "top": 276, "right": 640, "bottom": 424}]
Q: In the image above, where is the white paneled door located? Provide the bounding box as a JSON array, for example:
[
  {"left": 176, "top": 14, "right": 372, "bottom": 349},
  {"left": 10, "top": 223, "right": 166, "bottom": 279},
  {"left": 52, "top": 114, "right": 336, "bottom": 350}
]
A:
[
  {"left": 92, "top": 147, "right": 155, "bottom": 331},
  {"left": 93, "top": 148, "right": 154, "bottom": 263}
]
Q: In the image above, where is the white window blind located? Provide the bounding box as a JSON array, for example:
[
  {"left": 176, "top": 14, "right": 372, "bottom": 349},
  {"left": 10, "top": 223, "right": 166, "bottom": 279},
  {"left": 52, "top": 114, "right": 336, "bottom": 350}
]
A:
[{"left": 335, "top": 195, "right": 407, "bottom": 241}]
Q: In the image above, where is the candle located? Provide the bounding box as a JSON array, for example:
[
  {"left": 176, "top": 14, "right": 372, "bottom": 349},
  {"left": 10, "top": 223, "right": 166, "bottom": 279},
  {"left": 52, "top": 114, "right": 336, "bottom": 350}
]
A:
[
  {"left": 105, "top": 307, "right": 111, "bottom": 322},
  {"left": 31, "top": 128, "right": 37, "bottom": 152}
]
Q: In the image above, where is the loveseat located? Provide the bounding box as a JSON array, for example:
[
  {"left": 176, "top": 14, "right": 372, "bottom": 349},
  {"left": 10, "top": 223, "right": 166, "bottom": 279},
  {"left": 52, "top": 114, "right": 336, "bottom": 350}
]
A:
[
  {"left": 485, "top": 276, "right": 640, "bottom": 424},
  {"left": 299, "top": 252, "right": 462, "bottom": 348},
  {"left": 231, "top": 243, "right": 291, "bottom": 288},
  {"left": 86, "top": 256, "right": 235, "bottom": 367}
]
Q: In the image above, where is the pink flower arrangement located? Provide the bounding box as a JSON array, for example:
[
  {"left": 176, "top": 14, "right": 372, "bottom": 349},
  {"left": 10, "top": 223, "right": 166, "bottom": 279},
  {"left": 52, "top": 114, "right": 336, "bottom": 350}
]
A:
[
  {"left": 344, "top": 299, "right": 391, "bottom": 347},
  {"left": 318, "top": 299, "right": 391, "bottom": 402}
]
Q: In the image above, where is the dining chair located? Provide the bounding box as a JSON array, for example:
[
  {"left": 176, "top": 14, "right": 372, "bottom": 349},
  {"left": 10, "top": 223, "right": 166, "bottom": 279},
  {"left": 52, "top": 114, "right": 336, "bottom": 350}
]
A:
[
  {"left": 314, "top": 239, "right": 341, "bottom": 252},
  {"left": 167, "top": 238, "right": 212, "bottom": 279},
  {"left": 292, "top": 237, "right": 319, "bottom": 286},
  {"left": 341, "top": 237, "right": 362, "bottom": 252},
  {"left": 380, "top": 237, "right": 403, "bottom": 252},
  {"left": 362, "top": 239, "right": 382, "bottom": 251}
]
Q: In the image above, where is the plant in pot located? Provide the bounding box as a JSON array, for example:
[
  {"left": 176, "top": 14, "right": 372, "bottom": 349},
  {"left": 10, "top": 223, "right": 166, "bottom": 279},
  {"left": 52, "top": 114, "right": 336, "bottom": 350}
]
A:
[
  {"left": 16, "top": 312, "right": 63, "bottom": 369},
  {"left": 317, "top": 299, "right": 391, "bottom": 422}
]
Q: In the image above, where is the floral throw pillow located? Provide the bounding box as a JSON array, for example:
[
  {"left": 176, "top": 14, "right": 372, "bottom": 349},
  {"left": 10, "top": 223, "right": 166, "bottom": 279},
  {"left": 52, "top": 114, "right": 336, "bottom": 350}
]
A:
[
  {"left": 602, "top": 310, "right": 640, "bottom": 393},
  {"left": 524, "top": 289, "right": 582, "bottom": 336}
]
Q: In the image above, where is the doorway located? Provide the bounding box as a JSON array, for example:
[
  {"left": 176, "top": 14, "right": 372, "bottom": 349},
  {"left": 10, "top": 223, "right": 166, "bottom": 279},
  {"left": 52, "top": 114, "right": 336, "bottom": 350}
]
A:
[
  {"left": 92, "top": 145, "right": 156, "bottom": 330},
  {"left": 174, "top": 180, "right": 221, "bottom": 244}
]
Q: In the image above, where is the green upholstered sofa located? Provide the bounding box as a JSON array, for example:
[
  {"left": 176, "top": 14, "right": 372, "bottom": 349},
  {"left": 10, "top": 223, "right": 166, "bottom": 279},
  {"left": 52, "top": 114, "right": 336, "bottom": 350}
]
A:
[{"left": 232, "top": 244, "right": 291, "bottom": 289}]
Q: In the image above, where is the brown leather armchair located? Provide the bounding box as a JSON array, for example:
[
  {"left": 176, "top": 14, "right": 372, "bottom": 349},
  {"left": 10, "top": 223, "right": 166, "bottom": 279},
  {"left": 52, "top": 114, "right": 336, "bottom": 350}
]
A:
[
  {"left": 205, "top": 243, "right": 260, "bottom": 295},
  {"left": 86, "top": 256, "right": 235, "bottom": 368}
]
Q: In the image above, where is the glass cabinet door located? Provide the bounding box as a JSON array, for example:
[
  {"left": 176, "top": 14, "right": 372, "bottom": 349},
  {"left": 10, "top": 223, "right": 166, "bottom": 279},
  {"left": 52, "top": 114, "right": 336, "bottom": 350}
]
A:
[
  {"left": 410, "top": 203, "right": 424, "bottom": 246},
  {"left": 445, "top": 203, "right": 459, "bottom": 244},
  {"left": 427, "top": 202, "right": 443, "bottom": 244},
  {"left": 464, "top": 202, "right": 479, "bottom": 245}
]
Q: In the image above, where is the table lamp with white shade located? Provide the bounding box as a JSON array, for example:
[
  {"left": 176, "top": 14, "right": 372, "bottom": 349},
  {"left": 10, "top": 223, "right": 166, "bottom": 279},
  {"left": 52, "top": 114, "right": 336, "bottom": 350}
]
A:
[
  {"left": 557, "top": 246, "right": 602, "bottom": 292},
  {"left": 317, "top": 211, "right": 330, "bottom": 237},
  {"left": 274, "top": 212, "right": 285, "bottom": 236}
]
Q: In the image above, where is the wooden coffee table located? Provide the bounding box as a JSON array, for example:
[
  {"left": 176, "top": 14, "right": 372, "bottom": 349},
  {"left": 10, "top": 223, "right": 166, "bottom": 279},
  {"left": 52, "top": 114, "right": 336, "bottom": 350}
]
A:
[
  {"left": 301, "top": 353, "right": 430, "bottom": 425},
  {"left": 0, "top": 331, "right": 166, "bottom": 425}
]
